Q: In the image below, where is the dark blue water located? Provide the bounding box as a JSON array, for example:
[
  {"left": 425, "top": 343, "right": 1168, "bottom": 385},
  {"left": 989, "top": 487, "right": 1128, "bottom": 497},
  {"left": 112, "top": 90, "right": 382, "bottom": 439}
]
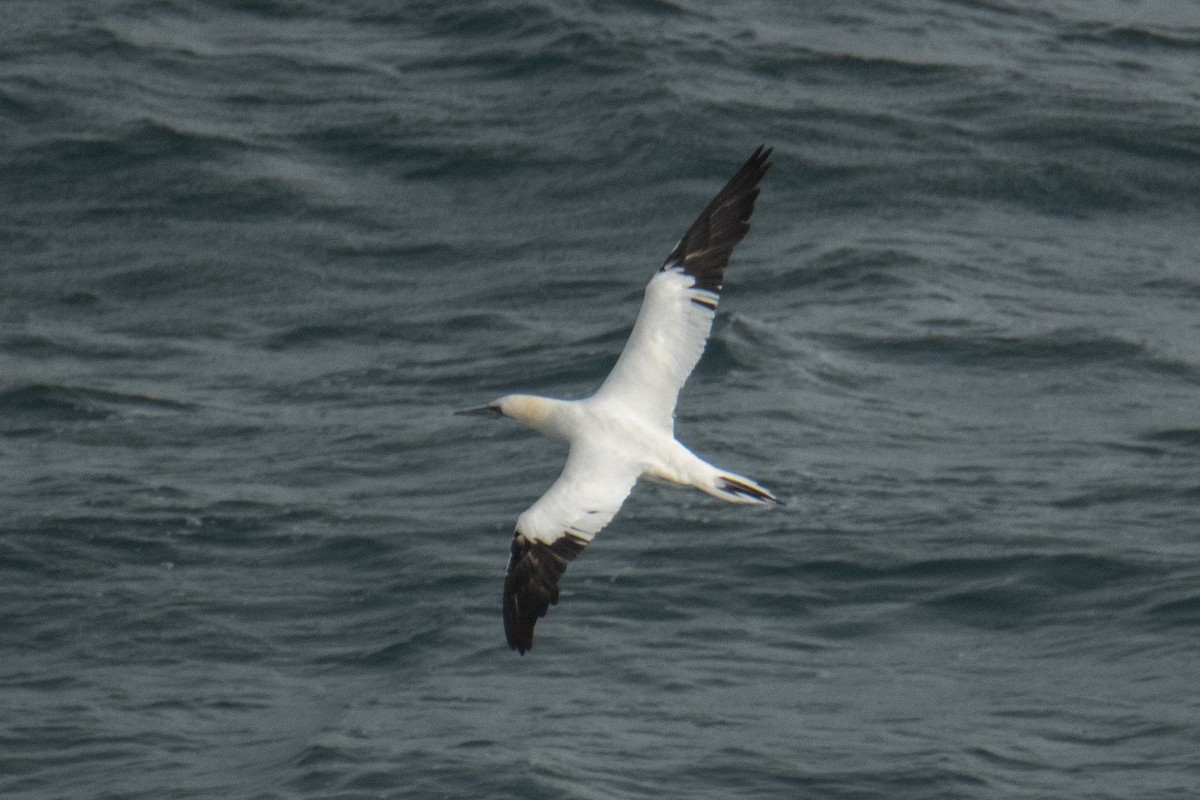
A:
[{"left": 3, "top": 2, "right": 1200, "bottom": 798}]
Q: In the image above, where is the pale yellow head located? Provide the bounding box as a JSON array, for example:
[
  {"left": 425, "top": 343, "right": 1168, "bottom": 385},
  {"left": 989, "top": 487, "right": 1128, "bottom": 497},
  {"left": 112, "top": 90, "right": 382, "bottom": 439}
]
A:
[
  {"left": 492, "top": 394, "right": 553, "bottom": 429},
  {"left": 455, "top": 393, "right": 569, "bottom": 439}
]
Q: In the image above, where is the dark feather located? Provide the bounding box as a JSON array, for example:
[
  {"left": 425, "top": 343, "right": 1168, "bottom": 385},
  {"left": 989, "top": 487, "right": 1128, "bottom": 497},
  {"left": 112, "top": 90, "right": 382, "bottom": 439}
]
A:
[
  {"left": 661, "top": 145, "right": 772, "bottom": 293},
  {"left": 502, "top": 531, "right": 588, "bottom": 654}
]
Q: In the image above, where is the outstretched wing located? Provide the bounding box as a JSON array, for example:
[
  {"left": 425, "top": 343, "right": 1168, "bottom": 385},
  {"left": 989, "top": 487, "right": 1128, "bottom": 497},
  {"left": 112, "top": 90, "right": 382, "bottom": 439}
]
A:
[
  {"left": 593, "top": 146, "right": 772, "bottom": 429},
  {"left": 503, "top": 440, "right": 640, "bottom": 654}
]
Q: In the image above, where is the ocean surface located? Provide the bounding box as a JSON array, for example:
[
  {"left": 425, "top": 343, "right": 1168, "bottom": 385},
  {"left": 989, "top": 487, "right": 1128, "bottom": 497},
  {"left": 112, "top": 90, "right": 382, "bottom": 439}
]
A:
[{"left": 3, "top": 1, "right": 1199, "bottom": 798}]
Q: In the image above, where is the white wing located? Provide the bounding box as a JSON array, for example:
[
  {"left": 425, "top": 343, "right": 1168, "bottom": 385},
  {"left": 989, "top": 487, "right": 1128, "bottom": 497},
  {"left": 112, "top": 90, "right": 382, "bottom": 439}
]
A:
[
  {"left": 503, "top": 438, "right": 641, "bottom": 653},
  {"left": 593, "top": 146, "right": 772, "bottom": 429}
]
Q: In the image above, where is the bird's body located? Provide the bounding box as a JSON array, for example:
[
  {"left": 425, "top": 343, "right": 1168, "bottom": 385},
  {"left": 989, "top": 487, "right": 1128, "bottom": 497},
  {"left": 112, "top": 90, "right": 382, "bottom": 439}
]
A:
[
  {"left": 494, "top": 394, "right": 773, "bottom": 508},
  {"left": 458, "top": 146, "right": 777, "bottom": 653}
]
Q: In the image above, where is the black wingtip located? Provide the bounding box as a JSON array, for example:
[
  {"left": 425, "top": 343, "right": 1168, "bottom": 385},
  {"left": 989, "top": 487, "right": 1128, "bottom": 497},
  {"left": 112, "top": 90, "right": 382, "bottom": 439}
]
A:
[
  {"left": 503, "top": 531, "right": 588, "bottom": 654},
  {"left": 661, "top": 145, "right": 772, "bottom": 294}
]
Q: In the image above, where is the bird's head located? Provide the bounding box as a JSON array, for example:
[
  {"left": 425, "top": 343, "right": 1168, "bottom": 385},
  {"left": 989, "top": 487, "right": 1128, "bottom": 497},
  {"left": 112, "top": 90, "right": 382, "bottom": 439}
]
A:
[{"left": 454, "top": 394, "right": 550, "bottom": 428}]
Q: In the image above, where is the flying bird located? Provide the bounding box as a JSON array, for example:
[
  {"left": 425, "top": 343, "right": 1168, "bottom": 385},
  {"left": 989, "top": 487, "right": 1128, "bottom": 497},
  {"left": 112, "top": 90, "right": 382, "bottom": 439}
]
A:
[{"left": 457, "top": 146, "right": 778, "bottom": 653}]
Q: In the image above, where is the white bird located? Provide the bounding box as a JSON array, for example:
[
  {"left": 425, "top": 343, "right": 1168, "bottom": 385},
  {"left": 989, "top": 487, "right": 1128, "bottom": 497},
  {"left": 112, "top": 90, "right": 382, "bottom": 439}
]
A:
[{"left": 457, "top": 146, "right": 779, "bottom": 653}]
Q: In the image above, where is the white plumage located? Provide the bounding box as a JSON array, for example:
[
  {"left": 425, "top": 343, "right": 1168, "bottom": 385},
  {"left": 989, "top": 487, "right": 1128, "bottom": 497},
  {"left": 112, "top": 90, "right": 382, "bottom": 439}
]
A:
[
  {"left": 593, "top": 267, "right": 720, "bottom": 429},
  {"left": 457, "top": 146, "right": 777, "bottom": 653}
]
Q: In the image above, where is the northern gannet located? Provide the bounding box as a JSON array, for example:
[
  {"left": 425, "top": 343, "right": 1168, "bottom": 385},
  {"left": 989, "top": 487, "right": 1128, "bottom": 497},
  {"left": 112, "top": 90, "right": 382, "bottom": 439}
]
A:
[{"left": 458, "top": 146, "right": 778, "bottom": 653}]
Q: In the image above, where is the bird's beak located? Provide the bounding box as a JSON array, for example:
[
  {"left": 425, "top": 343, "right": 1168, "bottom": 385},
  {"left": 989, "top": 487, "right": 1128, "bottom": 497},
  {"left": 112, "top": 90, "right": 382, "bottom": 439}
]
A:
[{"left": 454, "top": 405, "right": 502, "bottom": 417}]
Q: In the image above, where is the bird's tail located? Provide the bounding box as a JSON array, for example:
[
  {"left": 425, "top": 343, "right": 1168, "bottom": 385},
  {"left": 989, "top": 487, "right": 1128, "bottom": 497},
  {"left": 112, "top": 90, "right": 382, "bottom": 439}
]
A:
[{"left": 708, "top": 469, "right": 781, "bottom": 505}]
